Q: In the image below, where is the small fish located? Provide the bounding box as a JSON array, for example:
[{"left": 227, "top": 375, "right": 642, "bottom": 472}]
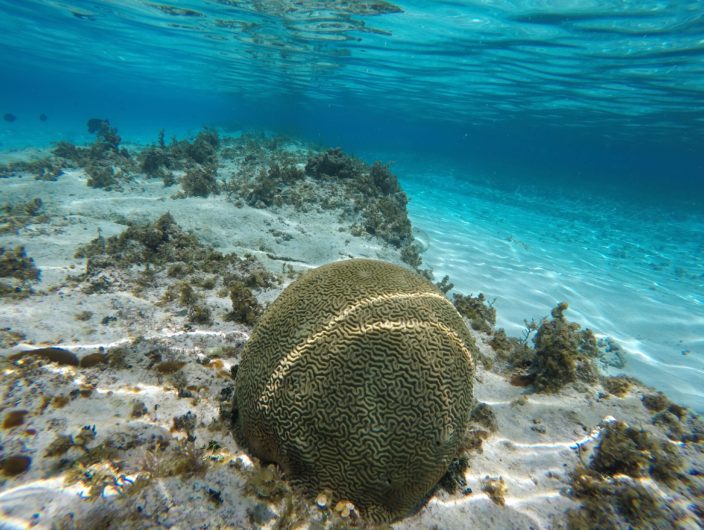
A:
[
  {"left": 3, "top": 113, "right": 16, "bottom": 122},
  {"left": 39, "top": 113, "right": 48, "bottom": 122}
]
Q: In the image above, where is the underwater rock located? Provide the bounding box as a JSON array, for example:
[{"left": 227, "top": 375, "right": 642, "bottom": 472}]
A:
[
  {"left": 3, "top": 113, "right": 16, "bottom": 122},
  {"left": 10, "top": 346, "right": 79, "bottom": 366},
  {"left": 233, "top": 258, "right": 476, "bottom": 522},
  {"left": 0, "top": 455, "right": 31, "bottom": 476},
  {"left": 86, "top": 118, "right": 109, "bottom": 135},
  {"left": 39, "top": 113, "right": 47, "bottom": 122},
  {"left": 3, "top": 409, "right": 29, "bottom": 429}
]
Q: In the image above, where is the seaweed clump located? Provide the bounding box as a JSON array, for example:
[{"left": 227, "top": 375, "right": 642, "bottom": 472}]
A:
[
  {"left": 138, "top": 129, "right": 221, "bottom": 195},
  {"left": 0, "top": 246, "right": 41, "bottom": 298},
  {"left": 225, "top": 141, "right": 421, "bottom": 268},
  {"left": 305, "top": 147, "right": 362, "bottom": 180},
  {"left": 493, "top": 302, "right": 599, "bottom": 393},
  {"left": 453, "top": 292, "right": 496, "bottom": 334},
  {"left": 0, "top": 155, "right": 64, "bottom": 181},
  {"left": 591, "top": 421, "right": 683, "bottom": 483},
  {"left": 180, "top": 165, "right": 219, "bottom": 197},
  {"left": 81, "top": 119, "right": 133, "bottom": 189},
  {"left": 602, "top": 376, "right": 633, "bottom": 397},
  {"left": 530, "top": 302, "right": 599, "bottom": 392},
  {"left": 225, "top": 281, "right": 262, "bottom": 325},
  {"left": 0, "top": 198, "right": 46, "bottom": 234},
  {"left": 50, "top": 118, "right": 135, "bottom": 189},
  {"left": 566, "top": 420, "right": 689, "bottom": 529},
  {"left": 75, "top": 213, "right": 276, "bottom": 324}
]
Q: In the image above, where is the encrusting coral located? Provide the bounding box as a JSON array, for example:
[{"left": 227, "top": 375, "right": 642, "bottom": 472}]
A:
[{"left": 232, "top": 258, "right": 477, "bottom": 522}]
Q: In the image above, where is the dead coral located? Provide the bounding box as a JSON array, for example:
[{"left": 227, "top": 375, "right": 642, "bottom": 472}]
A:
[{"left": 481, "top": 476, "right": 507, "bottom": 506}]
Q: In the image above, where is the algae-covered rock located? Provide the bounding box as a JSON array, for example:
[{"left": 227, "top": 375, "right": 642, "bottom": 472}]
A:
[{"left": 233, "top": 259, "right": 476, "bottom": 522}]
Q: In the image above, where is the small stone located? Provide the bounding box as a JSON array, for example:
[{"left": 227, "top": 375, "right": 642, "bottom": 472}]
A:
[
  {"left": 316, "top": 491, "right": 330, "bottom": 509},
  {"left": 3, "top": 409, "right": 29, "bottom": 429},
  {"left": 334, "top": 500, "right": 357, "bottom": 518},
  {"left": 1, "top": 455, "right": 32, "bottom": 476},
  {"left": 131, "top": 400, "right": 148, "bottom": 418},
  {"left": 481, "top": 476, "right": 507, "bottom": 506},
  {"left": 173, "top": 411, "right": 197, "bottom": 433}
]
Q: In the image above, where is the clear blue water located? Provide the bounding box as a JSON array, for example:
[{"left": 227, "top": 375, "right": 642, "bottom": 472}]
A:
[{"left": 1, "top": 1, "right": 703, "bottom": 409}]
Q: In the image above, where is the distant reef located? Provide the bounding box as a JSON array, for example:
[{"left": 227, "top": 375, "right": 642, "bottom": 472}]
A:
[{"left": 0, "top": 119, "right": 423, "bottom": 269}]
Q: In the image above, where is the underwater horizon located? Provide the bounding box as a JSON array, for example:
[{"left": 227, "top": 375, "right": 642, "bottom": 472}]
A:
[{"left": 1, "top": 2, "right": 704, "bottom": 528}]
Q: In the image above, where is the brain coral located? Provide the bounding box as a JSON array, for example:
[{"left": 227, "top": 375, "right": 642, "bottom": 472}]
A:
[{"left": 233, "top": 259, "right": 476, "bottom": 522}]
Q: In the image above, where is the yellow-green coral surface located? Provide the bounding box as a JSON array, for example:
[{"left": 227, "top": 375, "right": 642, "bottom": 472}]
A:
[{"left": 234, "top": 258, "right": 476, "bottom": 522}]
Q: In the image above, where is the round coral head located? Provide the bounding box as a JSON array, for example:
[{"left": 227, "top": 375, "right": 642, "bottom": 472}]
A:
[{"left": 234, "top": 259, "right": 476, "bottom": 522}]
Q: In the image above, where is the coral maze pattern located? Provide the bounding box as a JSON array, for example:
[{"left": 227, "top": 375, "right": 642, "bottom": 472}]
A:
[{"left": 234, "top": 259, "right": 476, "bottom": 522}]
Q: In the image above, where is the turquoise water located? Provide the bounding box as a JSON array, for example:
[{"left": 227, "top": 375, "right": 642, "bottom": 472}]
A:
[{"left": 1, "top": 1, "right": 703, "bottom": 410}]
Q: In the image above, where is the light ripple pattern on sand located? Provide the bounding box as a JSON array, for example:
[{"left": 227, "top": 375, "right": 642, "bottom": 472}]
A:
[{"left": 398, "top": 163, "right": 704, "bottom": 412}]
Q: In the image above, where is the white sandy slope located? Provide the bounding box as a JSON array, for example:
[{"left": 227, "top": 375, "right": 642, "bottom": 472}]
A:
[{"left": 0, "top": 155, "right": 701, "bottom": 529}]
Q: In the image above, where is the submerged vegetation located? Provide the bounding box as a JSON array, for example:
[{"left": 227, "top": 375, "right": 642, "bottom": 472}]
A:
[
  {"left": 224, "top": 143, "right": 421, "bottom": 267},
  {"left": 1, "top": 124, "right": 701, "bottom": 528},
  {"left": 486, "top": 301, "right": 599, "bottom": 392},
  {"left": 565, "top": 418, "right": 700, "bottom": 529},
  {"left": 75, "top": 212, "right": 276, "bottom": 325},
  {"left": 1, "top": 123, "right": 422, "bottom": 267},
  {"left": 0, "top": 198, "right": 46, "bottom": 234},
  {"left": 0, "top": 245, "right": 40, "bottom": 298}
]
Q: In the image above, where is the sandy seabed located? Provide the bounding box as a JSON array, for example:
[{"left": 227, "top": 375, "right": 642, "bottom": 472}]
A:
[{"left": 0, "top": 137, "right": 702, "bottom": 529}]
